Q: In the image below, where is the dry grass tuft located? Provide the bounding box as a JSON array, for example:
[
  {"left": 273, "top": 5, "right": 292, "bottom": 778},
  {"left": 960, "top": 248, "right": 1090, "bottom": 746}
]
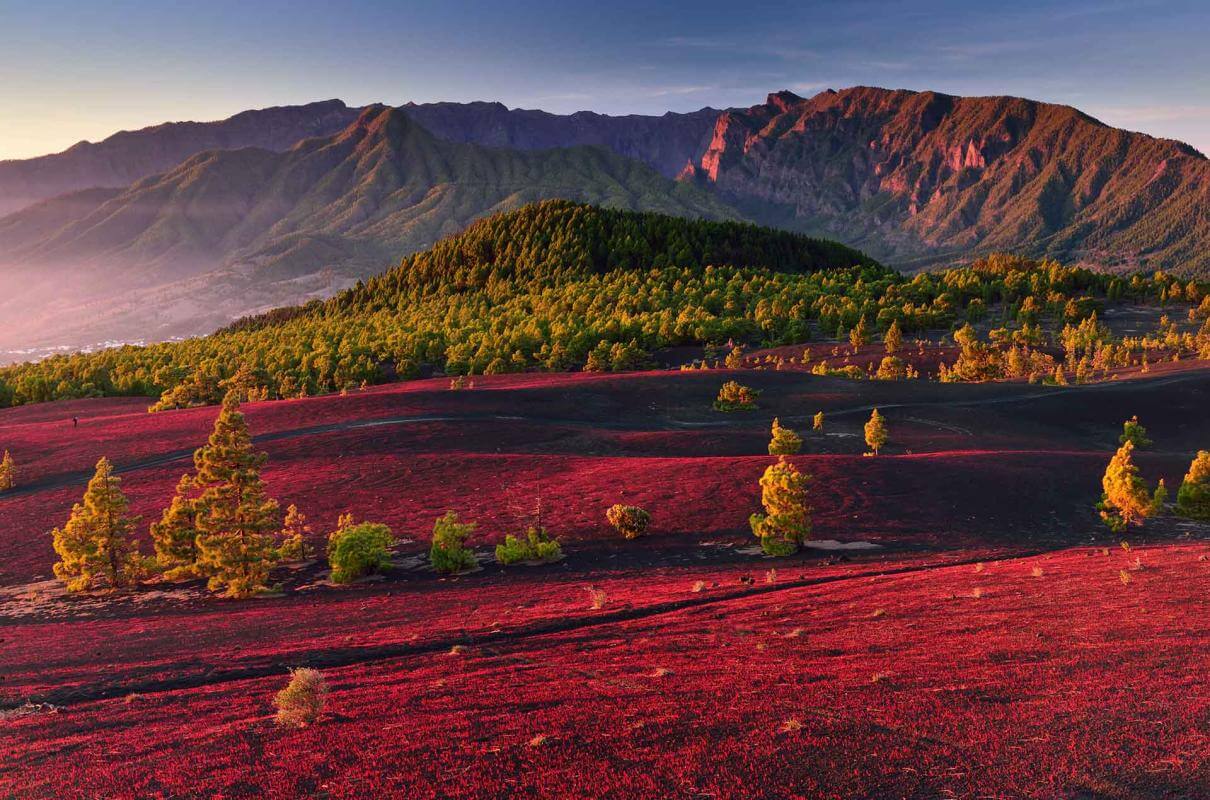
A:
[
  {"left": 691, "top": 581, "right": 706, "bottom": 593},
  {"left": 973, "top": 562, "right": 985, "bottom": 574},
  {"left": 528, "top": 734, "right": 552, "bottom": 747},
  {"left": 273, "top": 668, "right": 328, "bottom": 729},
  {"left": 1119, "top": 569, "right": 1132, "bottom": 585},
  {"left": 448, "top": 644, "right": 469, "bottom": 655},
  {"left": 765, "top": 568, "right": 778, "bottom": 584},
  {"left": 587, "top": 586, "right": 608, "bottom": 610},
  {"left": 970, "top": 587, "right": 984, "bottom": 599},
  {"left": 870, "top": 608, "right": 886, "bottom": 618},
  {"left": 780, "top": 718, "right": 803, "bottom": 732},
  {"left": 1031, "top": 566, "right": 1044, "bottom": 578},
  {"left": 784, "top": 627, "right": 805, "bottom": 638}
]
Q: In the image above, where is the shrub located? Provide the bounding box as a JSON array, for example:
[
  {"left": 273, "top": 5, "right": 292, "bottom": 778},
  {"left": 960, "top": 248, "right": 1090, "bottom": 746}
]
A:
[
  {"left": 1176, "top": 450, "right": 1210, "bottom": 520},
  {"left": 749, "top": 457, "right": 811, "bottom": 556},
  {"left": 1119, "top": 416, "right": 1152, "bottom": 448},
  {"left": 278, "top": 504, "right": 313, "bottom": 562},
  {"left": 812, "top": 411, "right": 824, "bottom": 431},
  {"left": 714, "top": 381, "right": 760, "bottom": 412},
  {"left": 768, "top": 418, "right": 802, "bottom": 455},
  {"left": 864, "top": 408, "right": 888, "bottom": 455},
  {"left": 874, "top": 355, "right": 906, "bottom": 380},
  {"left": 0, "top": 450, "right": 14, "bottom": 491},
  {"left": 274, "top": 668, "right": 328, "bottom": 728},
  {"left": 495, "top": 526, "right": 562, "bottom": 565},
  {"left": 327, "top": 522, "right": 395, "bottom": 583},
  {"left": 883, "top": 320, "right": 902, "bottom": 354},
  {"left": 606, "top": 504, "right": 651, "bottom": 539},
  {"left": 430, "top": 511, "right": 477, "bottom": 573}
]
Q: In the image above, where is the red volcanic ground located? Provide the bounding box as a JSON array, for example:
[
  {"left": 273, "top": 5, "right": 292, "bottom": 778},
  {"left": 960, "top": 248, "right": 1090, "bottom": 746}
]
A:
[{"left": 2, "top": 368, "right": 1208, "bottom": 798}]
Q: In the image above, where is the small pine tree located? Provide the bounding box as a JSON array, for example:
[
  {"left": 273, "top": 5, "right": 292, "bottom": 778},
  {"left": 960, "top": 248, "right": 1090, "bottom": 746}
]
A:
[
  {"left": 0, "top": 450, "right": 15, "bottom": 491},
  {"left": 813, "top": 411, "right": 825, "bottom": 432},
  {"left": 1176, "top": 450, "right": 1210, "bottom": 520},
  {"left": 768, "top": 418, "right": 803, "bottom": 455},
  {"left": 430, "top": 511, "right": 477, "bottom": 573},
  {"left": 274, "top": 668, "right": 328, "bottom": 728},
  {"left": 278, "top": 504, "right": 313, "bottom": 562},
  {"left": 864, "top": 408, "right": 888, "bottom": 455},
  {"left": 150, "top": 475, "right": 200, "bottom": 579},
  {"left": 1119, "top": 416, "right": 1152, "bottom": 448},
  {"left": 606, "top": 504, "right": 651, "bottom": 539},
  {"left": 327, "top": 522, "right": 395, "bottom": 583},
  {"left": 725, "top": 346, "right": 744, "bottom": 369},
  {"left": 51, "top": 457, "right": 143, "bottom": 592},
  {"left": 884, "top": 320, "right": 903, "bottom": 354},
  {"left": 1152, "top": 479, "right": 1169, "bottom": 513},
  {"left": 849, "top": 317, "right": 869, "bottom": 348},
  {"left": 1098, "top": 441, "right": 1154, "bottom": 531},
  {"left": 192, "top": 394, "right": 281, "bottom": 597},
  {"left": 714, "top": 381, "right": 760, "bottom": 412},
  {"left": 749, "top": 457, "right": 811, "bottom": 556}
]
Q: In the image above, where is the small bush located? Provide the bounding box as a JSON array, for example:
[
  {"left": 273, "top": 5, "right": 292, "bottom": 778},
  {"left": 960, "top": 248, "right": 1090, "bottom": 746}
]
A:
[
  {"left": 495, "top": 526, "right": 562, "bottom": 565},
  {"left": 713, "top": 381, "right": 760, "bottom": 412},
  {"left": 430, "top": 511, "right": 477, "bottom": 573},
  {"left": 327, "top": 522, "right": 395, "bottom": 583},
  {"left": 587, "top": 586, "right": 608, "bottom": 609},
  {"left": 606, "top": 504, "right": 651, "bottom": 539},
  {"left": 768, "top": 418, "right": 802, "bottom": 455},
  {"left": 274, "top": 668, "right": 328, "bottom": 728}
]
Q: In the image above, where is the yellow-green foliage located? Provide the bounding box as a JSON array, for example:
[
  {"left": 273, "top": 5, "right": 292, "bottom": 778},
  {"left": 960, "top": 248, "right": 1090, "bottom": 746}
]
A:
[
  {"left": 1119, "top": 416, "right": 1152, "bottom": 448},
  {"left": 327, "top": 522, "right": 395, "bottom": 583},
  {"left": 1098, "top": 441, "right": 1154, "bottom": 531},
  {"left": 749, "top": 457, "right": 811, "bottom": 556},
  {"left": 714, "top": 381, "right": 760, "bottom": 412},
  {"left": 768, "top": 418, "right": 802, "bottom": 455},
  {"left": 190, "top": 394, "right": 281, "bottom": 597},
  {"left": 812, "top": 411, "right": 824, "bottom": 431},
  {"left": 51, "top": 457, "right": 143, "bottom": 592},
  {"left": 883, "top": 319, "right": 902, "bottom": 353},
  {"left": 0, "top": 449, "right": 14, "bottom": 491},
  {"left": 430, "top": 511, "right": 477, "bottom": 573},
  {"left": 149, "top": 476, "right": 200, "bottom": 580},
  {"left": 274, "top": 668, "right": 328, "bottom": 728},
  {"left": 495, "top": 527, "right": 562, "bottom": 565},
  {"left": 606, "top": 504, "right": 651, "bottom": 539},
  {"left": 864, "top": 408, "right": 888, "bottom": 455},
  {"left": 278, "top": 504, "right": 312, "bottom": 562},
  {"left": 1176, "top": 450, "right": 1210, "bottom": 520}
]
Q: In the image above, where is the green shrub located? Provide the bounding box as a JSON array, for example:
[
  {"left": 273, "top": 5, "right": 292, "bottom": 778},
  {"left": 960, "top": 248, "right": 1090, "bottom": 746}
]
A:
[
  {"left": 326, "top": 522, "right": 395, "bottom": 583},
  {"left": 495, "top": 527, "right": 563, "bottom": 565},
  {"left": 714, "top": 381, "right": 760, "bottom": 412},
  {"left": 768, "top": 418, "right": 802, "bottom": 455},
  {"left": 430, "top": 511, "right": 477, "bottom": 573},
  {"left": 606, "top": 504, "right": 651, "bottom": 539}
]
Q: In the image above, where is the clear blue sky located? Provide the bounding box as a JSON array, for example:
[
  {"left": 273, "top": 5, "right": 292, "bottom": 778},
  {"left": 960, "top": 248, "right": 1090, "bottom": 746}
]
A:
[{"left": 1, "top": 0, "right": 1207, "bottom": 159}]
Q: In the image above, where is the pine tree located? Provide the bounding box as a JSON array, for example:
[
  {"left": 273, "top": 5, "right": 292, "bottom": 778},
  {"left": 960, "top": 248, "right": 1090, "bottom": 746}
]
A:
[
  {"left": 0, "top": 449, "right": 14, "bottom": 491},
  {"left": 1119, "top": 416, "right": 1152, "bottom": 448},
  {"left": 813, "top": 411, "right": 824, "bottom": 432},
  {"left": 191, "top": 394, "right": 281, "bottom": 597},
  {"left": 1176, "top": 450, "right": 1210, "bottom": 520},
  {"left": 849, "top": 317, "right": 869, "bottom": 348},
  {"left": 884, "top": 320, "right": 903, "bottom": 354},
  {"left": 1098, "top": 441, "right": 1154, "bottom": 531},
  {"left": 51, "top": 457, "right": 142, "bottom": 592},
  {"left": 278, "top": 504, "right": 313, "bottom": 561},
  {"left": 150, "top": 475, "right": 201, "bottom": 579},
  {"left": 768, "top": 418, "right": 803, "bottom": 455},
  {"left": 749, "top": 457, "right": 811, "bottom": 556},
  {"left": 864, "top": 408, "right": 888, "bottom": 455}
]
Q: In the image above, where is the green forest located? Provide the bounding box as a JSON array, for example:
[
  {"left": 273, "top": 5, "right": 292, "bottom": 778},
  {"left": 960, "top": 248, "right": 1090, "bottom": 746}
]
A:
[{"left": 1, "top": 201, "right": 1206, "bottom": 410}]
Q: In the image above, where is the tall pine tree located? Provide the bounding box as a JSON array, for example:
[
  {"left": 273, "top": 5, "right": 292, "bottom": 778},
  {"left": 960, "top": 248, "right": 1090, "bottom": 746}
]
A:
[
  {"left": 0, "top": 449, "right": 14, "bottom": 491},
  {"left": 51, "top": 457, "right": 143, "bottom": 591},
  {"left": 191, "top": 393, "right": 281, "bottom": 597},
  {"left": 150, "top": 475, "right": 201, "bottom": 579}
]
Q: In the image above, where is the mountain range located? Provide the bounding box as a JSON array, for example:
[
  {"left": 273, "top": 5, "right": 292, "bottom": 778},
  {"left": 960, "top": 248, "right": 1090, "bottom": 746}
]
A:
[{"left": 1, "top": 86, "right": 1208, "bottom": 355}]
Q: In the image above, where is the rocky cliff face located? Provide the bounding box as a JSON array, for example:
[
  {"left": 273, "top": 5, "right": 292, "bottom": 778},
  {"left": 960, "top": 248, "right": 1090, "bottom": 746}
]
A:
[
  {"left": 0, "top": 100, "right": 364, "bottom": 217},
  {"left": 682, "top": 86, "right": 1210, "bottom": 274}
]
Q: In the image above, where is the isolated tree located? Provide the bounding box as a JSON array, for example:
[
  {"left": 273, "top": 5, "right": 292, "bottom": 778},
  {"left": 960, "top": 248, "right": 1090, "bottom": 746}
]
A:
[
  {"left": 274, "top": 668, "right": 328, "bottom": 729},
  {"left": 278, "top": 504, "right": 313, "bottom": 562},
  {"left": 864, "top": 408, "right": 888, "bottom": 455},
  {"left": 150, "top": 475, "right": 200, "bottom": 579},
  {"left": 768, "top": 417, "right": 803, "bottom": 456},
  {"left": 51, "top": 457, "right": 142, "bottom": 592},
  {"left": 1176, "top": 450, "right": 1210, "bottom": 520},
  {"left": 749, "top": 457, "right": 811, "bottom": 556},
  {"left": 813, "top": 411, "right": 825, "bottom": 432},
  {"left": 606, "top": 504, "right": 651, "bottom": 539},
  {"left": 884, "top": 320, "right": 903, "bottom": 354},
  {"left": 192, "top": 393, "right": 281, "bottom": 597},
  {"left": 430, "top": 511, "right": 477, "bottom": 573},
  {"left": 0, "top": 450, "right": 14, "bottom": 491},
  {"left": 327, "top": 522, "right": 395, "bottom": 583},
  {"left": 1098, "top": 441, "right": 1154, "bottom": 531},
  {"left": 1119, "top": 416, "right": 1152, "bottom": 448},
  {"left": 714, "top": 381, "right": 760, "bottom": 412}
]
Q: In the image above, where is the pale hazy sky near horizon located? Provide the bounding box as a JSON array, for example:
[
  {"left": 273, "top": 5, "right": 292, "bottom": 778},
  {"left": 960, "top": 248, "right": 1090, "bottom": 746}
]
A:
[{"left": 1, "top": 0, "right": 1208, "bottom": 160}]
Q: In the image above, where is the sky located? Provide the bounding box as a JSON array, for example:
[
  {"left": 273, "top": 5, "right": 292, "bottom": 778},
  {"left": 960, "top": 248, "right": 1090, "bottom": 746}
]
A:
[{"left": 1, "top": 0, "right": 1208, "bottom": 160}]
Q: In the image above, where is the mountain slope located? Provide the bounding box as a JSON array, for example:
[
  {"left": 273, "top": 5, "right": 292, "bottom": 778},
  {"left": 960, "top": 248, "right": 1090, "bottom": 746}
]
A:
[
  {"left": 681, "top": 86, "right": 1210, "bottom": 274},
  {"left": 0, "top": 108, "right": 742, "bottom": 351},
  {"left": 0, "top": 100, "right": 364, "bottom": 217}
]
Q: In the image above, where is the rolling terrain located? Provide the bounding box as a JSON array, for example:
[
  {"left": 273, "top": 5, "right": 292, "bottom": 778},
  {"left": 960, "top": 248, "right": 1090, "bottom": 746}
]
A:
[{"left": 1, "top": 365, "right": 1208, "bottom": 797}]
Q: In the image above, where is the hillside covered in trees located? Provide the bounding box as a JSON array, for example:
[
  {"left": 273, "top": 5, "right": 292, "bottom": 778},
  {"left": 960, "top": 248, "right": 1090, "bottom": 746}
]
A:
[{"left": 0, "top": 201, "right": 1205, "bottom": 410}]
